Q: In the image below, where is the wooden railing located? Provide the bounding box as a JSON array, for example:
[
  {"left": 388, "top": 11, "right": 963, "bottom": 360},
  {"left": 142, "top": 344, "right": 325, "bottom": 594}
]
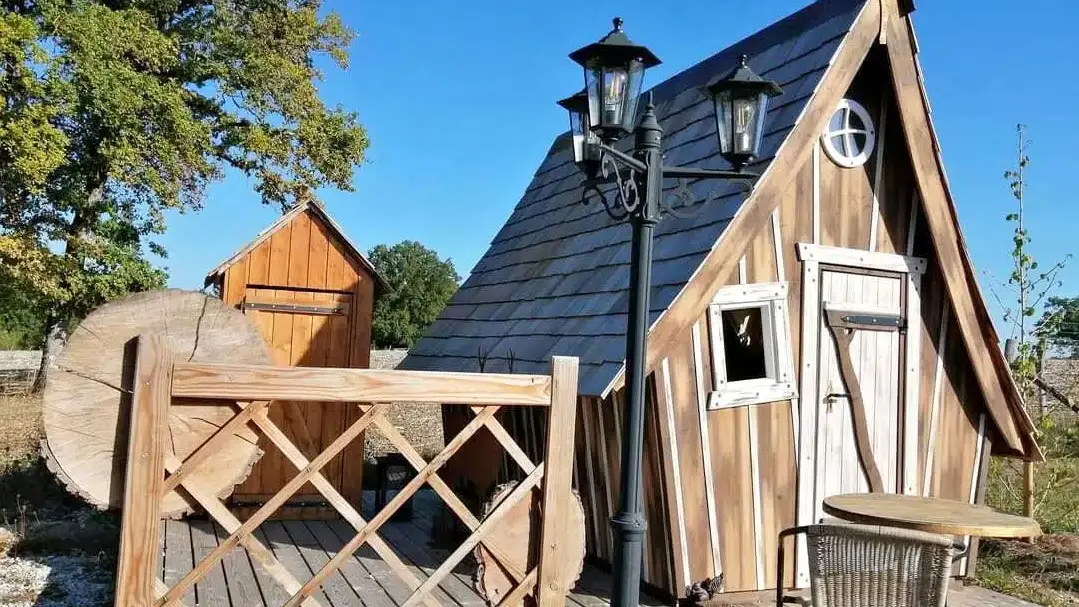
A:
[{"left": 114, "top": 334, "right": 580, "bottom": 607}]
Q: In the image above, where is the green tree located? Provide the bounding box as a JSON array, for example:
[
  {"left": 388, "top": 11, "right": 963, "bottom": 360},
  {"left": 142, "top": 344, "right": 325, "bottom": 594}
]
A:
[
  {"left": 369, "top": 241, "right": 459, "bottom": 349},
  {"left": 1036, "top": 296, "right": 1079, "bottom": 358},
  {"left": 0, "top": 1, "right": 369, "bottom": 386}
]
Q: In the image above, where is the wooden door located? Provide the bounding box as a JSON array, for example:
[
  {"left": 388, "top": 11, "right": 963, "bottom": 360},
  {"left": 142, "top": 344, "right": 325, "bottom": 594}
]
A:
[
  {"left": 813, "top": 268, "right": 905, "bottom": 518},
  {"left": 234, "top": 287, "right": 356, "bottom": 515}
]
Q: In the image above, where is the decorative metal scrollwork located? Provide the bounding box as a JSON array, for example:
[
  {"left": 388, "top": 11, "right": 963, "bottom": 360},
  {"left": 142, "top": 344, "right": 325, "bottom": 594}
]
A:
[{"left": 582, "top": 149, "right": 643, "bottom": 221}]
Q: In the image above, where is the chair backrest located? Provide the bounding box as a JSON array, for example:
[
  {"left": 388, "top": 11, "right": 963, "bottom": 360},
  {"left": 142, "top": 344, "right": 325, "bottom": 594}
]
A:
[{"left": 805, "top": 523, "right": 956, "bottom": 607}]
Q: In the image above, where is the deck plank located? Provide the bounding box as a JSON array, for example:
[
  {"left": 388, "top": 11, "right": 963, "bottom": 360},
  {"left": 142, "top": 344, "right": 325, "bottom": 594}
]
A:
[
  {"left": 326, "top": 519, "right": 458, "bottom": 605},
  {"left": 250, "top": 527, "right": 294, "bottom": 606},
  {"left": 306, "top": 521, "right": 397, "bottom": 607},
  {"left": 163, "top": 519, "right": 197, "bottom": 606},
  {"left": 375, "top": 514, "right": 485, "bottom": 606},
  {"left": 282, "top": 520, "right": 361, "bottom": 606},
  {"left": 394, "top": 491, "right": 591, "bottom": 603},
  {"left": 190, "top": 518, "right": 232, "bottom": 606},
  {"left": 262, "top": 520, "right": 332, "bottom": 605},
  {"left": 215, "top": 522, "right": 266, "bottom": 607}
]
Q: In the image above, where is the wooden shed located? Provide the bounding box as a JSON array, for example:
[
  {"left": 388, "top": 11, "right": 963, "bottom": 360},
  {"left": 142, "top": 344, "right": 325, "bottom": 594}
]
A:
[
  {"left": 205, "top": 199, "right": 387, "bottom": 515},
  {"left": 403, "top": 0, "right": 1040, "bottom": 601}
]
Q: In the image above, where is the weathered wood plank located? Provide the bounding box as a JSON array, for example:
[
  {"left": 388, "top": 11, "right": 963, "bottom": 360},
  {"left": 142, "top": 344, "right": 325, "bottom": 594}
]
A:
[
  {"left": 307, "top": 521, "right": 397, "bottom": 607},
  {"left": 115, "top": 335, "right": 170, "bottom": 607},
  {"left": 190, "top": 519, "right": 232, "bottom": 607},
  {"left": 885, "top": 10, "right": 1024, "bottom": 451},
  {"left": 216, "top": 522, "right": 266, "bottom": 607},
  {"left": 282, "top": 521, "right": 360, "bottom": 606},
  {"left": 358, "top": 503, "right": 478, "bottom": 606},
  {"left": 172, "top": 363, "right": 554, "bottom": 406},
  {"left": 537, "top": 356, "right": 581, "bottom": 607},
  {"left": 250, "top": 527, "right": 294, "bottom": 607},
  {"left": 326, "top": 520, "right": 415, "bottom": 605},
  {"left": 262, "top": 521, "right": 329, "bottom": 604},
  {"left": 163, "top": 519, "right": 196, "bottom": 607}
]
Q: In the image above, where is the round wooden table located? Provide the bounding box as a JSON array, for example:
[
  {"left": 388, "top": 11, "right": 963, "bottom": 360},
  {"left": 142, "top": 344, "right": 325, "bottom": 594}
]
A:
[{"left": 822, "top": 493, "right": 1041, "bottom": 537}]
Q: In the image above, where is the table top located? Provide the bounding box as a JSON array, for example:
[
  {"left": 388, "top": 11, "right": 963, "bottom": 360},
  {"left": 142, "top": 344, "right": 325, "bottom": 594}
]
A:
[{"left": 822, "top": 493, "right": 1042, "bottom": 538}]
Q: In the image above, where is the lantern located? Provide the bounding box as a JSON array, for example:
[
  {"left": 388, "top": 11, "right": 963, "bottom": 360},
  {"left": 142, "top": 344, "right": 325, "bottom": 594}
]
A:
[
  {"left": 557, "top": 89, "right": 599, "bottom": 167},
  {"left": 569, "top": 18, "right": 661, "bottom": 142},
  {"left": 707, "top": 54, "right": 783, "bottom": 170}
]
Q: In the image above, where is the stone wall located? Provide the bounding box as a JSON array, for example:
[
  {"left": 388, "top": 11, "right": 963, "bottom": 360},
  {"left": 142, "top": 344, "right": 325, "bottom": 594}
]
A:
[{"left": 0, "top": 351, "right": 41, "bottom": 396}]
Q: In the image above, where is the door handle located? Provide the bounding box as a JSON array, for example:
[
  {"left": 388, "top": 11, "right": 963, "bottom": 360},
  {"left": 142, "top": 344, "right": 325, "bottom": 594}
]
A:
[{"left": 823, "top": 392, "right": 846, "bottom": 412}]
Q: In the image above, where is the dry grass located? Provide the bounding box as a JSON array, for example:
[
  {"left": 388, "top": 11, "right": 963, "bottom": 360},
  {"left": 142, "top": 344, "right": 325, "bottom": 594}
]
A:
[
  {"left": 0, "top": 393, "right": 44, "bottom": 469},
  {"left": 975, "top": 536, "right": 1079, "bottom": 606},
  {"left": 0, "top": 393, "right": 117, "bottom": 606}
]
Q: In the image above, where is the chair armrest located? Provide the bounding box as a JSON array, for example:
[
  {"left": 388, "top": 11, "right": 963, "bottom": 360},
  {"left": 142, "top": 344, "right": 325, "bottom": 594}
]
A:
[{"left": 776, "top": 526, "right": 814, "bottom": 607}]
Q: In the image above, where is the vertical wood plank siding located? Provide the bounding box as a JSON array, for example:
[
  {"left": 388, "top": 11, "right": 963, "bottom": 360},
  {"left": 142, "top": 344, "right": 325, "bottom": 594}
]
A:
[
  {"left": 219, "top": 208, "right": 378, "bottom": 509},
  {"left": 443, "top": 43, "right": 1004, "bottom": 600}
]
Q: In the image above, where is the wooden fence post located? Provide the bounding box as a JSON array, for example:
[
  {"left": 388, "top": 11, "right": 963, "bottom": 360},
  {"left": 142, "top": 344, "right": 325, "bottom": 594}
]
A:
[
  {"left": 114, "top": 335, "right": 171, "bottom": 607},
  {"left": 536, "top": 356, "right": 579, "bottom": 607}
]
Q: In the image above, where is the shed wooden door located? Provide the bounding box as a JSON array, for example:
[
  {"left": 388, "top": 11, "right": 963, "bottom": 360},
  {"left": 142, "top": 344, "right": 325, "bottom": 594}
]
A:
[
  {"left": 234, "top": 287, "right": 357, "bottom": 513},
  {"left": 813, "top": 269, "right": 905, "bottom": 517}
]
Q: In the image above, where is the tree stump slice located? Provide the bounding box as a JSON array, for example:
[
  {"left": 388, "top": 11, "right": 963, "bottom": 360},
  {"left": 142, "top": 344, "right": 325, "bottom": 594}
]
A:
[
  {"left": 42, "top": 289, "right": 271, "bottom": 517},
  {"left": 473, "top": 482, "right": 586, "bottom": 606}
]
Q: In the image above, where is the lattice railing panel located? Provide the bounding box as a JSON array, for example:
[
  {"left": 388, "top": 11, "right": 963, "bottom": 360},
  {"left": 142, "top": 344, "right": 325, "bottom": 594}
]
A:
[{"left": 113, "top": 334, "right": 579, "bottom": 607}]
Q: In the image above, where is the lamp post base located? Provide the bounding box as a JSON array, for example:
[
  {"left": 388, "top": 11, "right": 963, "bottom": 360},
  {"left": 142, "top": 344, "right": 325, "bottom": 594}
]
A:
[{"left": 610, "top": 512, "right": 648, "bottom": 607}]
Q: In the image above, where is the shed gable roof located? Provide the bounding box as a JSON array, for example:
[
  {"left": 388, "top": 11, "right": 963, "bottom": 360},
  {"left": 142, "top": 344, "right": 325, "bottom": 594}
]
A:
[
  {"left": 205, "top": 200, "right": 389, "bottom": 293},
  {"left": 403, "top": 0, "right": 867, "bottom": 394}
]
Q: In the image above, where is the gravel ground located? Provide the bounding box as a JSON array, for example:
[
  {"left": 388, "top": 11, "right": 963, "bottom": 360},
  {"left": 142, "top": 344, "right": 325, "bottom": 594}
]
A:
[{"left": 364, "top": 350, "right": 445, "bottom": 460}]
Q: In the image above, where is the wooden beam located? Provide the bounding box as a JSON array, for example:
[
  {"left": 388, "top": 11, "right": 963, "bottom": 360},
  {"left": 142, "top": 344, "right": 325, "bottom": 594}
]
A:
[
  {"left": 115, "top": 335, "right": 171, "bottom": 607},
  {"left": 883, "top": 9, "right": 1025, "bottom": 451},
  {"left": 172, "top": 363, "right": 552, "bottom": 406},
  {"left": 644, "top": 0, "right": 880, "bottom": 379},
  {"left": 536, "top": 356, "right": 580, "bottom": 607},
  {"left": 824, "top": 313, "right": 886, "bottom": 493},
  {"left": 795, "top": 243, "right": 926, "bottom": 274}
]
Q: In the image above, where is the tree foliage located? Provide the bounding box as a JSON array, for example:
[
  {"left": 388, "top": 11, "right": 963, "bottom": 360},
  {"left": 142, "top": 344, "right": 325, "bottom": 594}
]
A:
[
  {"left": 1037, "top": 296, "right": 1079, "bottom": 358},
  {"left": 0, "top": 0, "right": 369, "bottom": 353},
  {"left": 369, "top": 241, "right": 459, "bottom": 349}
]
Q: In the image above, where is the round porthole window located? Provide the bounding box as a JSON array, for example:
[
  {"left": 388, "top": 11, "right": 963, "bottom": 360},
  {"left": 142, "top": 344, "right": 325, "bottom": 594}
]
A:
[{"left": 821, "top": 99, "right": 876, "bottom": 168}]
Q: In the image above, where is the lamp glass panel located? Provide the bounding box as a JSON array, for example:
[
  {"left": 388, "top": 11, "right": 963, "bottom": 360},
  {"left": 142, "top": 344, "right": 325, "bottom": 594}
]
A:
[
  {"left": 713, "top": 90, "right": 733, "bottom": 154},
  {"left": 750, "top": 91, "right": 770, "bottom": 157},
  {"left": 601, "top": 65, "right": 629, "bottom": 129},
  {"left": 585, "top": 66, "right": 601, "bottom": 128},
  {"left": 568, "top": 107, "right": 586, "bottom": 163},
  {"left": 620, "top": 59, "right": 645, "bottom": 132},
  {"left": 731, "top": 94, "right": 760, "bottom": 155}
]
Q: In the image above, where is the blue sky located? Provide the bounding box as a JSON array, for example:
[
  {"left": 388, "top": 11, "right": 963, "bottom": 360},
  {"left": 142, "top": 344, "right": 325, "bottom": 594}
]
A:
[{"left": 159, "top": 1, "right": 1078, "bottom": 341}]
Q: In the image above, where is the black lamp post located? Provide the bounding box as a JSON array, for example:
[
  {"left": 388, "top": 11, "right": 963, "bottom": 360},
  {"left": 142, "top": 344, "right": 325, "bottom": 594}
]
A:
[{"left": 563, "top": 19, "right": 782, "bottom": 607}]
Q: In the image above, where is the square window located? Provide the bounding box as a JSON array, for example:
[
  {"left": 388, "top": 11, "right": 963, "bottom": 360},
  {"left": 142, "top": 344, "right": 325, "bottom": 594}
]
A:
[
  {"left": 720, "top": 306, "right": 768, "bottom": 381},
  {"left": 707, "top": 282, "right": 797, "bottom": 410}
]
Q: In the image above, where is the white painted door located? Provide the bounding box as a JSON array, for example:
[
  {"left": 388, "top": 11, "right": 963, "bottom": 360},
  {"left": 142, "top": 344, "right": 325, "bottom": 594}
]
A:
[{"left": 813, "top": 269, "right": 904, "bottom": 521}]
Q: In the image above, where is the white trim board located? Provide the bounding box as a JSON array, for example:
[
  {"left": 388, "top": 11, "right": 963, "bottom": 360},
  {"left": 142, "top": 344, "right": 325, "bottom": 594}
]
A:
[
  {"left": 794, "top": 259, "right": 821, "bottom": 588},
  {"left": 660, "top": 359, "right": 692, "bottom": 592},
  {"left": 796, "top": 243, "right": 927, "bottom": 274},
  {"left": 692, "top": 323, "right": 723, "bottom": 578}
]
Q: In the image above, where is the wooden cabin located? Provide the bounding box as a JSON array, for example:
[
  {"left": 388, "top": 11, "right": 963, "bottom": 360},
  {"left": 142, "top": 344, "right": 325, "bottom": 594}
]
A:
[
  {"left": 403, "top": 0, "right": 1040, "bottom": 602},
  {"left": 205, "top": 200, "right": 388, "bottom": 515}
]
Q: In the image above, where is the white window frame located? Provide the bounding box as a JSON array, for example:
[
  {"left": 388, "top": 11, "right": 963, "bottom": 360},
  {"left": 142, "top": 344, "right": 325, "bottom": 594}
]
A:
[
  {"left": 706, "top": 282, "right": 797, "bottom": 410},
  {"left": 821, "top": 98, "right": 876, "bottom": 168}
]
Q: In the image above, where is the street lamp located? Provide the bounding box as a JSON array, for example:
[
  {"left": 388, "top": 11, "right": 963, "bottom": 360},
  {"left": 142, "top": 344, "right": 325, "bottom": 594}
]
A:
[{"left": 563, "top": 19, "right": 782, "bottom": 607}]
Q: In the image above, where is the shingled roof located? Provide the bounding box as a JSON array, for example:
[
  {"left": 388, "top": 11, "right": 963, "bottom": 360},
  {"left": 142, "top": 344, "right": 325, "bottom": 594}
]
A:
[{"left": 402, "top": 0, "right": 867, "bottom": 395}]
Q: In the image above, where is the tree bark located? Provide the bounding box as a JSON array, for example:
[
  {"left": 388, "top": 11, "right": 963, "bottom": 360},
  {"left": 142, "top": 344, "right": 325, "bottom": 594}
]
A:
[{"left": 31, "top": 317, "right": 66, "bottom": 393}]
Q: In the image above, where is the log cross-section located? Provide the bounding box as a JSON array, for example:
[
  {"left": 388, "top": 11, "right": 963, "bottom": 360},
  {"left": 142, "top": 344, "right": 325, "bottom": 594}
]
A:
[
  {"left": 111, "top": 336, "right": 581, "bottom": 607},
  {"left": 824, "top": 311, "right": 887, "bottom": 494}
]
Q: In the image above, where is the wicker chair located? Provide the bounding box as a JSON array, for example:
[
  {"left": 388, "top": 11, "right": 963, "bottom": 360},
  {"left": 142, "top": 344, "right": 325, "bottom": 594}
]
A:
[{"left": 776, "top": 523, "right": 958, "bottom": 607}]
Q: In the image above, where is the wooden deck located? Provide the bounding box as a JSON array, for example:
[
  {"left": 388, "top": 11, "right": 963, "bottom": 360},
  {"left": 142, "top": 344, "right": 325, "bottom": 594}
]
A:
[
  {"left": 160, "top": 489, "right": 668, "bottom": 607},
  {"left": 160, "top": 490, "right": 1038, "bottom": 607}
]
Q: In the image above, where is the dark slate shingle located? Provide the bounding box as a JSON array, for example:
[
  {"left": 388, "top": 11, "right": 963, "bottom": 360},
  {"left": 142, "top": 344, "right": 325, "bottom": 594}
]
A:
[{"left": 402, "top": 0, "right": 867, "bottom": 395}]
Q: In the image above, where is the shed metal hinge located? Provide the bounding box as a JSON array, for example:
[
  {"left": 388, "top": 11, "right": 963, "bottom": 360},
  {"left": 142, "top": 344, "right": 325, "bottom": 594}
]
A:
[{"left": 243, "top": 301, "right": 347, "bottom": 315}]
